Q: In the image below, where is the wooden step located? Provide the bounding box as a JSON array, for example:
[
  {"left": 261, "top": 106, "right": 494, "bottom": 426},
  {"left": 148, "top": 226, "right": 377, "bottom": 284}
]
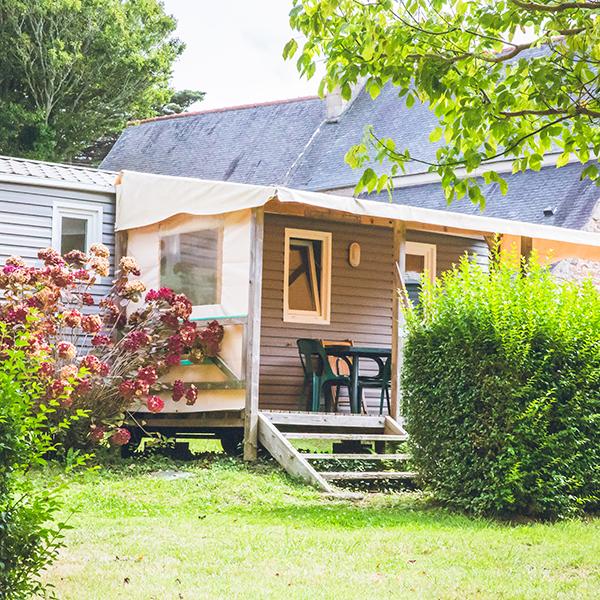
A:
[
  {"left": 304, "top": 453, "right": 410, "bottom": 461},
  {"left": 322, "top": 471, "right": 417, "bottom": 481},
  {"left": 284, "top": 433, "right": 408, "bottom": 442},
  {"left": 262, "top": 411, "right": 385, "bottom": 429}
]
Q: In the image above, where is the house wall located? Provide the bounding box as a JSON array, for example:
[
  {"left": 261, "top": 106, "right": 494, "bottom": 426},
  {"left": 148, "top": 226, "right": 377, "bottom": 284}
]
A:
[
  {"left": 258, "top": 213, "right": 489, "bottom": 412},
  {"left": 0, "top": 180, "right": 116, "bottom": 299}
]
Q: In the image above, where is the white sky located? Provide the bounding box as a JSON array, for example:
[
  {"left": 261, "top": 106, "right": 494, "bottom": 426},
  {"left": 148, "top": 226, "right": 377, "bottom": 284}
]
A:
[{"left": 162, "top": 0, "right": 318, "bottom": 110}]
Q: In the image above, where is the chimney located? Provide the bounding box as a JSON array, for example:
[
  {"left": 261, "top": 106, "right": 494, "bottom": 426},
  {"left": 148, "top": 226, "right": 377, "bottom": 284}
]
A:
[{"left": 325, "top": 78, "right": 366, "bottom": 122}]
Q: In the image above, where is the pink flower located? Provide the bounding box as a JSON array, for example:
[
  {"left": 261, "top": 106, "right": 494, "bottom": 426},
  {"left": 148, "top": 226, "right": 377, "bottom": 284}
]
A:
[
  {"left": 137, "top": 366, "right": 158, "bottom": 385},
  {"left": 57, "top": 341, "right": 77, "bottom": 360},
  {"left": 80, "top": 355, "right": 108, "bottom": 375},
  {"left": 5, "top": 305, "right": 28, "bottom": 324},
  {"left": 122, "top": 330, "right": 150, "bottom": 352},
  {"left": 119, "top": 256, "right": 141, "bottom": 276},
  {"left": 158, "top": 287, "right": 175, "bottom": 302},
  {"left": 5, "top": 255, "right": 26, "bottom": 268},
  {"left": 81, "top": 314, "right": 102, "bottom": 334},
  {"left": 145, "top": 289, "right": 160, "bottom": 302},
  {"left": 90, "top": 256, "right": 110, "bottom": 277},
  {"left": 168, "top": 334, "right": 184, "bottom": 354},
  {"left": 38, "top": 247, "right": 64, "bottom": 266},
  {"left": 64, "top": 249, "right": 88, "bottom": 265},
  {"left": 119, "top": 379, "right": 136, "bottom": 399},
  {"left": 110, "top": 427, "right": 131, "bottom": 447},
  {"left": 63, "top": 309, "right": 82, "bottom": 328},
  {"left": 171, "top": 294, "right": 192, "bottom": 319},
  {"left": 39, "top": 362, "right": 55, "bottom": 377},
  {"left": 172, "top": 379, "right": 185, "bottom": 402},
  {"left": 146, "top": 395, "right": 164, "bottom": 413},
  {"left": 160, "top": 313, "right": 179, "bottom": 328},
  {"left": 59, "top": 364, "right": 79, "bottom": 380},
  {"left": 179, "top": 322, "right": 197, "bottom": 345},
  {"left": 89, "top": 424, "right": 106, "bottom": 444},
  {"left": 166, "top": 353, "right": 181, "bottom": 366},
  {"left": 74, "top": 377, "right": 92, "bottom": 395},
  {"left": 50, "top": 379, "right": 67, "bottom": 398},
  {"left": 91, "top": 334, "right": 111, "bottom": 347},
  {"left": 89, "top": 243, "right": 110, "bottom": 258},
  {"left": 82, "top": 293, "right": 95, "bottom": 306},
  {"left": 74, "top": 269, "right": 92, "bottom": 282},
  {"left": 185, "top": 384, "right": 198, "bottom": 406},
  {"left": 3, "top": 264, "right": 17, "bottom": 275}
]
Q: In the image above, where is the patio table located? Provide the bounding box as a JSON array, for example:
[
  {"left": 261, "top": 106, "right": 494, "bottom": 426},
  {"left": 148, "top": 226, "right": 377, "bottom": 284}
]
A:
[{"left": 324, "top": 346, "right": 392, "bottom": 414}]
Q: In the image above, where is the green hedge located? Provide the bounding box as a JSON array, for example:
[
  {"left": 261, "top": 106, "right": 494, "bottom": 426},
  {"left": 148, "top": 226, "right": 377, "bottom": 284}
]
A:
[{"left": 402, "top": 256, "right": 600, "bottom": 519}]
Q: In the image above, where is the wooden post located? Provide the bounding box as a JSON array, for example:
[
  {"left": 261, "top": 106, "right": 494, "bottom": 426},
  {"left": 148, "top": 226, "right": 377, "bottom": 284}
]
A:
[
  {"left": 243, "top": 207, "right": 264, "bottom": 461},
  {"left": 390, "top": 222, "right": 406, "bottom": 421}
]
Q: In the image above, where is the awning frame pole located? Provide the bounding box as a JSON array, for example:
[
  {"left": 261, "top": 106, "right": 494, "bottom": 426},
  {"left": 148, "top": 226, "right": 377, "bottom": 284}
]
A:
[{"left": 243, "top": 207, "right": 264, "bottom": 461}]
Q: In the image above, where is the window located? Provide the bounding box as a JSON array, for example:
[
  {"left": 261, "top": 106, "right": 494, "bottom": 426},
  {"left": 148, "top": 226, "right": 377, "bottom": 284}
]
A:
[
  {"left": 52, "top": 201, "right": 103, "bottom": 254},
  {"left": 160, "top": 228, "right": 222, "bottom": 306},
  {"left": 405, "top": 241, "right": 436, "bottom": 284},
  {"left": 284, "top": 228, "right": 331, "bottom": 324}
]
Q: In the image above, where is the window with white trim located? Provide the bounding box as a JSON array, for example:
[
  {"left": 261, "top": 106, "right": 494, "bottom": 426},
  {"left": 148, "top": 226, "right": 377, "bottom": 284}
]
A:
[
  {"left": 405, "top": 241, "right": 436, "bottom": 284},
  {"left": 160, "top": 228, "right": 222, "bottom": 306},
  {"left": 284, "top": 228, "right": 332, "bottom": 324},
  {"left": 52, "top": 201, "right": 103, "bottom": 254}
]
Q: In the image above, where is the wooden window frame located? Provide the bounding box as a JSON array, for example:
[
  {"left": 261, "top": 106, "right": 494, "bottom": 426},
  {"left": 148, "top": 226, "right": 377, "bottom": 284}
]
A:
[
  {"left": 405, "top": 241, "right": 436, "bottom": 283},
  {"left": 51, "top": 200, "right": 103, "bottom": 253},
  {"left": 283, "top": 228, "right": 332, "bottom": 325}
]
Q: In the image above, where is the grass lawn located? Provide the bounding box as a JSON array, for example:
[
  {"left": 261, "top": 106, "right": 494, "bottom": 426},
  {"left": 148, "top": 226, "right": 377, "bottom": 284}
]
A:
[{"left": 43, "top": 447, "right": 599, "bottom": 600}]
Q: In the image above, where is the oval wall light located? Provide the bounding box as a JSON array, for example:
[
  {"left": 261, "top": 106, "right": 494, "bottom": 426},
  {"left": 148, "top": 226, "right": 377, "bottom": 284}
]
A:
[{"left": 348, "top": 242, "right": 361, "bottom": 267}]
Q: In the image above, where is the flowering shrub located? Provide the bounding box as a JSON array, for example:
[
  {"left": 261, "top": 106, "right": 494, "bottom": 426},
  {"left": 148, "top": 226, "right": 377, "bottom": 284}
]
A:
[{"left": 0, "top": 244, "right": 223, "bottom": 449}]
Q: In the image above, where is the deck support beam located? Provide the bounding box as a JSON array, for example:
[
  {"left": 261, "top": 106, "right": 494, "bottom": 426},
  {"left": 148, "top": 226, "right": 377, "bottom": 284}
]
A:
[
  {"left": 390, "top": 221, "right": 407, "bottom": 422},
  {"left": 243, "top": 207, "right": 264, "bottom": 461}
]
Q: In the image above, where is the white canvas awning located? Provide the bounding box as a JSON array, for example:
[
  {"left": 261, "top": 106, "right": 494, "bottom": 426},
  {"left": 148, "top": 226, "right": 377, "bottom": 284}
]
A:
[{"left": 116, "top": 170, "right": 600, "bottom": 257}]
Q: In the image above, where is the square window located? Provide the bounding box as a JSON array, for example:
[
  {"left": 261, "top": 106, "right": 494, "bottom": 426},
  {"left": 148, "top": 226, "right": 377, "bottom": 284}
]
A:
[
  {"left": 61, "top": 216, "right": 88, "bottom": 254},
  {"left": 284, "top": 228, "right": 331, "bottom": 324},
  {"left": 160, "top": 229, "right": 222, "bottom": 306},
  {"left": 405, "top": 241, "right": 436, "bottom": 284},
  {"left": 52, "top": 201, "right": 103, "bottom": 256}
]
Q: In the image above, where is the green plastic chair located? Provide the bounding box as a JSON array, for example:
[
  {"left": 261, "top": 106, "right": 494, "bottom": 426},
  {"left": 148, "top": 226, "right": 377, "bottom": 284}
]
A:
[
  {"left": 358, "top": 357, "right": 391, "bottom": 415},
  {"left": 296, "top": 338, "right": 353, "bottom": 412}
]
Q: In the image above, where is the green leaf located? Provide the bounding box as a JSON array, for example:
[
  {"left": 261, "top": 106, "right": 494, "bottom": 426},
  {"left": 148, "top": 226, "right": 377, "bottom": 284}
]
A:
[
  {"left": 429, "top": 127, "right": 443, "bottom": 143},
  {"left": 556, "top": 152, "right": 570, "bottom": 168},
  {"left": 283, "top": 38, "right": 298, "bottom": 60}
]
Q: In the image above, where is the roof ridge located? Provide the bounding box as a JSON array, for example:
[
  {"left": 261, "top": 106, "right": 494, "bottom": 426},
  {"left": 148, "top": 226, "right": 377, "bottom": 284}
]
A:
[
  {"left": 0, "top": 154, "right": 116, "bottom": 175},
  {"left": 133, "top": 95, "right": 322, "bottom": 125}
]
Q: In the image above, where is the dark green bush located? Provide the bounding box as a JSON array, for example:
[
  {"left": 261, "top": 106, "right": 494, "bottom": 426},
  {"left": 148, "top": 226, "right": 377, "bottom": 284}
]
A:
[{"left": 403, "top": 255, "right": 600, "bottom": 519}]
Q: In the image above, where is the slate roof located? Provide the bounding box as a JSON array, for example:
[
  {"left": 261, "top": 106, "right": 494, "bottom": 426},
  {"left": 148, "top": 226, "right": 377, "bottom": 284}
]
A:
[
  {"left": 101, "top": 97, "right": 325, "bottom": 185},
  {"left": 0, "top": 155, "right": 115, "bottom": 189},
  {"left": 101, "top": 84, "right": 600, "bottom": 230},
  {"left": 286, "top": 83, "right": 439, "bottom": 190},
  {"left": 368, "top": 161, "right": 599, "bottom": 230}
]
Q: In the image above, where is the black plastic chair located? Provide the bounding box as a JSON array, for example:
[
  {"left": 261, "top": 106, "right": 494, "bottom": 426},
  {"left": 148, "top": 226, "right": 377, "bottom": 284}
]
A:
[
  {"left": 296, "top": 338, "right": 353, "bottom": 412},
  {"left": 358, "top": 357, "right": 391, "bottom": 415}
]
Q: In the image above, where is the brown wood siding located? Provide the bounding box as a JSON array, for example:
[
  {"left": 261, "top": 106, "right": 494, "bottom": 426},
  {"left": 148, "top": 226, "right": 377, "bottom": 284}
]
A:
[{"left": 258, "top": 214, "right": 488, "bottom": 412}]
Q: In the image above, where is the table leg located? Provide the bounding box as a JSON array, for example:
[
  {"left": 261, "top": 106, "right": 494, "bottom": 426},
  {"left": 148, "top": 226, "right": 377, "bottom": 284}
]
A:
[{"left": 351, "top": 355, "right": 360, "bottom": 414}]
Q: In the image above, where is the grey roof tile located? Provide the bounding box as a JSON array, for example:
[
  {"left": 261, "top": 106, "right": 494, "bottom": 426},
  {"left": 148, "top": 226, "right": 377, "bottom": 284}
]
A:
[
  {"left": 101, "top": 97, "right": 326, "bottom": 186},
  {"left": 367, "top": 161, "right": 599, "bottom": 229},
  {"left": 287, "top": 83, "right": 439, "bottom": 190},
  {"left": 0, "top": 155, "right": 115, "bottom": 189}
]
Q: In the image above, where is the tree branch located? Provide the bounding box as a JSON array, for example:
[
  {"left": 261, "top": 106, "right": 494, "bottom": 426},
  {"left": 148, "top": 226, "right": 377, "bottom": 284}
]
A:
[{"left": 511, "top": 0, "right": 600, "bottom": 12}]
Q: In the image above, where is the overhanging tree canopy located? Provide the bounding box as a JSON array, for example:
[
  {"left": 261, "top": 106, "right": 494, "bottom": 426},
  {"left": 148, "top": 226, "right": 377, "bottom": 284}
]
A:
[{"left": 286, "top": 0, "right": 600, "bottom": 204}]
